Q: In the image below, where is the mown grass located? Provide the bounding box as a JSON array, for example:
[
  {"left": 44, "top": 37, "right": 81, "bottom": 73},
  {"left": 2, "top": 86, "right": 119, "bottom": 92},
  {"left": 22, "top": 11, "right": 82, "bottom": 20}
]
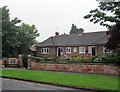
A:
[{"left": 1, "top": 69, "right": 119, "bottom": 91}]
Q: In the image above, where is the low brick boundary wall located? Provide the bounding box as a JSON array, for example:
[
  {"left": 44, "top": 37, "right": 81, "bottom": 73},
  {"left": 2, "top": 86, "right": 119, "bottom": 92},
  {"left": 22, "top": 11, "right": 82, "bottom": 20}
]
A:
[{"left": 30, "top": 61, "right": 119, "bottom": 75}]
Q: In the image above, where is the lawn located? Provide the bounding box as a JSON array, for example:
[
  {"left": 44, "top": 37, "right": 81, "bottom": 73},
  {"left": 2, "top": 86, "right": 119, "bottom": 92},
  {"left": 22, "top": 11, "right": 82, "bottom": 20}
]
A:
[{"left": 1, "top": 69, "right": 119, "bottom": 91}]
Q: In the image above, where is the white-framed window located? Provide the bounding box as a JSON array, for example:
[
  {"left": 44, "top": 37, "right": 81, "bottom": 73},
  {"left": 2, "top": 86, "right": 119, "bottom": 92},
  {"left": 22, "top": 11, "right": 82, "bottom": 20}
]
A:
[
  {"left": 9, "top": 58, "right": 17, "bottom": 64},
  {"left": 73, "top": 47, "right": 77, "bottom": 53},
  {"left": 79, "top": 47, "right": 85, "bottom": 53},
  {"left": 41, "top": 48, "right": 49, "bottom": 54},
  {"left": 66, "top": 47, "right": 71, "bottom": 53}
]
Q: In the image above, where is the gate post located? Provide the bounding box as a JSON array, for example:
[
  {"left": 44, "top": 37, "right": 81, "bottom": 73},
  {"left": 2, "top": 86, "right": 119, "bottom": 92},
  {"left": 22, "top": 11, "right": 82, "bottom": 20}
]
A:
[
  {"left": 19, "top": 55, "right": 23, "bottom": 68},
  {"left": 28, "top": 55, "right": 31, "bottom": 69}
]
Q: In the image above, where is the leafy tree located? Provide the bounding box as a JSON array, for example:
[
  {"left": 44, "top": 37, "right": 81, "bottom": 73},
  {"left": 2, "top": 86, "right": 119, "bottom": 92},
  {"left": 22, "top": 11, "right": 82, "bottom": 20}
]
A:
[
  {"left": 69, "top": 24, "right": 79, "bottom": 34},
  {"left": 17, "top": 23, "right": 39, "bottom": 55},
  {"left": 2, "top": 6, "right": 39, "bottom": 57},
  {"left": 2, "top": 6, "right": 21, "bottom": 57},
  {"left": 84, "top": 2, "right": 120, "bottom": 51}
]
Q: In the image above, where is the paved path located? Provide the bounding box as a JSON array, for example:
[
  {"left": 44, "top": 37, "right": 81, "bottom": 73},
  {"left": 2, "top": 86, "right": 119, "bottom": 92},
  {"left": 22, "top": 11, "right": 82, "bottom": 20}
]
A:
[
  {"left": 2, "top": 78, "right": 96, "bottom": 92},
  {"left": 2, "top": 78, "right": 76, "bottom": 90}
]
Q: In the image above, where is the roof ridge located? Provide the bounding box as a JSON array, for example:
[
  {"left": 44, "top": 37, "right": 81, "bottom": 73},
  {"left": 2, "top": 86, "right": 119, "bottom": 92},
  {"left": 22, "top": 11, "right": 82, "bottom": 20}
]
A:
[{"left": 84, "top": 31, "right": 106, "bottom": 34}]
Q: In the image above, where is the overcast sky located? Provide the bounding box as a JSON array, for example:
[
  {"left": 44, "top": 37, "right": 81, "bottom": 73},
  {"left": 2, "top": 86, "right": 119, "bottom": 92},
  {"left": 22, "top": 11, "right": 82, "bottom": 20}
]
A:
[{"left": 0, "top": 0, "right": 107, "bottom": 42}]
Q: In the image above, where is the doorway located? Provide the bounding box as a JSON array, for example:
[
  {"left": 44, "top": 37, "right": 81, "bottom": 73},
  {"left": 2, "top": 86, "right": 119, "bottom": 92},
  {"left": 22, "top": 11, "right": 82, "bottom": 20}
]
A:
[
  {"left": 92, "top": 47, "right": 96, "bottom": 56},
  {"left": 88, "top": 46, "right": 96, "bottom": 56},
  {"left": 57, "top": 47, "right": 64, "bottom": 57}
]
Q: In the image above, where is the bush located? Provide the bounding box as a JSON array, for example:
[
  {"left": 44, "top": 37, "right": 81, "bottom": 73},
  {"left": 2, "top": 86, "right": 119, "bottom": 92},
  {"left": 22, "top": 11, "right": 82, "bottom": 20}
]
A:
[
  {"left": 32, "top": 57, "right": 44, "bottom": 62},
  {"left": 44, "top": 57, "right": 53, "bottom": 62},
  {"left": 68, "top": 58, "right": 85, "bottom": 63},
  {"left": 32, "top": 53, "right": 119, "bottom": 64},
  {"left": 91, "top": 53, "right": 119, "bottom": 64},
  {"left": 32, "top": 57, "right": 92, "bottom": 63},
  {"left": 32, "top": 57, "right": 60, "bottom": 63}
]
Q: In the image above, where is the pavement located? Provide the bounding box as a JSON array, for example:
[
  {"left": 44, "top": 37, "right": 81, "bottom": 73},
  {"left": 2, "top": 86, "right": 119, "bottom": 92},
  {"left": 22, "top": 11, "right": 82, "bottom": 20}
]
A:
[{"left": 2, "top": 78, "right": 76, "bottom": 90}]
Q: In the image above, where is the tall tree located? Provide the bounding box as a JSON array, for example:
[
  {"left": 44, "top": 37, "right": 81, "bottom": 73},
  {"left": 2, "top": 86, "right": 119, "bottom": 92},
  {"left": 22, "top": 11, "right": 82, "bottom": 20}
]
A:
[
  {"left": 84, "top": 2, "right": 120, "bottom": 51},
  {"left": 17, "top": 23, "right": 39, "bottom": 55},
  {"left": 2, "top": 6, "right": 21, "bottom": 57},
  {"left": 69, "top": 24, "right": 79, "bottom": 34},
  {"left": 2, "top": 6, "right": 39, "bottom": 57}
]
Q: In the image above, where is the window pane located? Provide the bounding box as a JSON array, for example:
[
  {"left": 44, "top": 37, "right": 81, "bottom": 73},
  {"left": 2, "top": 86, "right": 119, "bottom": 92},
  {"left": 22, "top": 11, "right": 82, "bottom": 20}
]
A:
[
  {"left": 47, "top": 48, "right": 49, "bottom": 53},
  {"left": 79, "top": 47, "right": 85, "bottom": 53},
  {"left": 73, "top": 47, "right": 77, "bottom": 52},
  {"left": 44, "top": 48, "right": 46, "bottom": 53},
  {"left": 66, "top": 47, "right": 71, "bottom": 53},
  {"left": 41, "top": 48, "right": 49, "bottom": 54},
  {"left": 41, "top": 49, "right": 43, "bottom": 53}
]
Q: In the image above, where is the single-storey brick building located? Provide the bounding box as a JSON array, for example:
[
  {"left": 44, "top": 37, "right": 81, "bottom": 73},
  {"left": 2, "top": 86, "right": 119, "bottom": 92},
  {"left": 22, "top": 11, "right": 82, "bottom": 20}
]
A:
[{"left": 36, "top": 30, "right": 107, "bottom": 59}]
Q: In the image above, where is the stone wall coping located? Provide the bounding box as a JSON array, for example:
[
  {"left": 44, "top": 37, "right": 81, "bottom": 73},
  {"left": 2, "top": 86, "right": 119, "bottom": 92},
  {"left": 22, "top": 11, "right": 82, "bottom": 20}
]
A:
[{"left": 32, "top": 61, "right": 118, "bottom": 66}]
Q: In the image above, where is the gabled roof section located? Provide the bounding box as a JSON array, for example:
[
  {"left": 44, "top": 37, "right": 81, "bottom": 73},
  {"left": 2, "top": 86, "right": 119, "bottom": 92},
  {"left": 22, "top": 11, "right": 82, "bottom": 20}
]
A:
[{"left": 36, "top": 31, "right": 107, "bottom": 47}]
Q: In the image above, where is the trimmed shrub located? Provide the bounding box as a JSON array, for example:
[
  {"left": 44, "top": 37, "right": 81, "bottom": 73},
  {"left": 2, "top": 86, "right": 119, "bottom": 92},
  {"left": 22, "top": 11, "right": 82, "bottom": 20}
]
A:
[
  {"left": 91, "top": 53, "right": 119, "bottom": 64},
  {"left": 68, "top": 58, "right": 84, "bottom": 63},
  {"left": 32, "top": 57, "right": 44, "bottom": 62},
  {"left": 44, "top": 57, "right": 53, "bottom": 61}
]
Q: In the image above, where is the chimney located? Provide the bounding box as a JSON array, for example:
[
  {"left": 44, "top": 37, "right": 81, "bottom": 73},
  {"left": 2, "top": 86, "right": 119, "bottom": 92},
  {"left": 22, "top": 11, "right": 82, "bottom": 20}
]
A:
[{"left": 55, "top": 32, "right": 59, "bottom": 36}]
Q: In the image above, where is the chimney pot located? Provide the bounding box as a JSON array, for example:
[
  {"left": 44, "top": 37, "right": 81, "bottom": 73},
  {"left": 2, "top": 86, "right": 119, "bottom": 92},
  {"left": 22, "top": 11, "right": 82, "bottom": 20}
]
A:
[{"left": 55, "top": 32, "right": 59, "bottom": 36}]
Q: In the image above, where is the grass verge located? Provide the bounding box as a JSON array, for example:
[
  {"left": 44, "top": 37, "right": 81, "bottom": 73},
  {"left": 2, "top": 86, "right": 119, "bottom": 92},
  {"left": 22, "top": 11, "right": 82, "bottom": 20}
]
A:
[{"left": 1, "top": 69, "right": 119, "bottom": 91}]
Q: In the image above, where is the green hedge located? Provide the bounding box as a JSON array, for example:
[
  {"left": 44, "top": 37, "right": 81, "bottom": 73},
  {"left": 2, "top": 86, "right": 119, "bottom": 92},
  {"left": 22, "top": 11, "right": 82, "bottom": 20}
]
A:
[
  {"left": 32, "top": 57, "right": 44, "bottom": 62},
  {"left": 32, "top": 53, "right": 118, "bottom": 64},
  {"left": 32, "top": 57, "right": 90, "bottom": 63},
  {"left": 68, "top": 58, "right": 90, "bottom": 63}
]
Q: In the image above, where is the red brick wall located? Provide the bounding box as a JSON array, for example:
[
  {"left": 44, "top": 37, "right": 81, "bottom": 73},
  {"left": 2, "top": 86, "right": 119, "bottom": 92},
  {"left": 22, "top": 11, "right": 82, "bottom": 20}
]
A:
[
  {"left": 96, "top": 45, "right": 104, "bottom": 55},
  {"left": 30, "top": 62, "right": 119, "bottom": 75},
  {"left": 36, "top": 45, "right": 104, "bottom": 58},
  {"left": 36, "top": 47, "right": 56, "bottom": 57},
  {"left": 2, "top": 58, "right": 22, "bottom": 67}
]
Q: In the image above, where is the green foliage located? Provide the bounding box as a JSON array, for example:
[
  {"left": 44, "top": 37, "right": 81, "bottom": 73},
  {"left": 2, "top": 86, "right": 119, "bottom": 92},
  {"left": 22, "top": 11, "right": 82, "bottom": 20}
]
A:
[
  {"left": 68, "top": 58, "right": 84, "bottom": 63},
  {"left": 17, "top": 23, "right": 39, "bottom": 55},
  {"left": 32, "top": 55, "right": 119, "bottom": 64},
  {"left": 2, "top": 6, "right": 39, "bottom": 57},
  {"left": 32, "top": 57, "right": 57, "bottom": 63},
  {"left": 91, "top": 53, "right": 119, "bottom": 64},
  {"left": 84, "top": 2, "right": 120, "bottom": 28},
  {"left": 2, "top": 6, "right": 21, "bottom": 57},
  {"left": 84, "top": 2, "right": 120, "bottom": 53},
  {"left": 69, "top": 24, "right": 79, "bottom": 34},
  {"left": 32, "top": 57, "right": 44, "bottom": 62},
  {"left": 32, "top": 57, "right": 92, "bottom": 63}
]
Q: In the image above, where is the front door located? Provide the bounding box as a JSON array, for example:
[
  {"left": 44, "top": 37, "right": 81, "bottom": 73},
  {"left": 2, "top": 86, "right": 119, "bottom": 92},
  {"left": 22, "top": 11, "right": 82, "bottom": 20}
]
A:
[
  {"left": 92, "top": 47, "right": 96, "bottom": 56},
  {"left": 57, "top": 47, "right": 63, "bottom": 57},
  {"left": 88, "top": 46, "right": 96, "bottom": 56}
]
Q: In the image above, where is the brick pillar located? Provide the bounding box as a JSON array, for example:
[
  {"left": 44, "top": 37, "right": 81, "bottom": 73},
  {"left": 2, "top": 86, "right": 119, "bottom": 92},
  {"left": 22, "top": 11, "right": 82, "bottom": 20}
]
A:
[
  {"left": 28, "top": 55, "right": 31, "bottom": 68},
  {"left": 19, "top": 55, "right": 23, "bottom": 67}
]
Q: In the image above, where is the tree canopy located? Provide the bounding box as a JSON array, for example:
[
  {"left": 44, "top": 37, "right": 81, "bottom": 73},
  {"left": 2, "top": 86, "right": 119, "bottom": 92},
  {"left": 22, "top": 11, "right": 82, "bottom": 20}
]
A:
[
  {"left": 84, "top": 1, "right": 120, "bottom": 51},
  {"left": 1, "top": 6, "right": 39, "bottom": 57},
  {"left": 69, "top": 24, "right": 79, "bottom": 34}
]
